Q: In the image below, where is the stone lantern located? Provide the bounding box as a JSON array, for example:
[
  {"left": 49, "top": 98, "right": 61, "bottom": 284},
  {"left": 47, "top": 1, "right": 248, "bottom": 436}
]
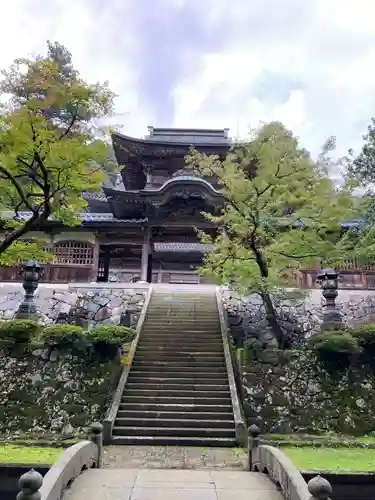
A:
[
  {"left": 15, "top": 260, "right": 43, "bottom": 319},
  {"left": 316, "top": 267, "right": 343, "bottom": 330}
]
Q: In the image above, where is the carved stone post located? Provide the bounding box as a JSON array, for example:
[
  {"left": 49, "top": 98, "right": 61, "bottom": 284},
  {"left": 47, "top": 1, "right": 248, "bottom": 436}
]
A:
[
  {"left": 15, "top": 260, "right": 43, "bottom": 319},
  {"left": 316, "top": 268, "right": 344, "bottom": 330},
  {"left": 89, "top": 422, "right": 103, "bottom": 469},
  {"left": 91, "top": 234, "right": 100, "bottom": 283},
  {"left": 17, "top": 469, "right": 43, "bottom": 500},
  {"left": 248, "top": 424, "right": 261, "bottom": 471},
  {"left": 308, "top": 475, "right": 332, "bottom": 500}
]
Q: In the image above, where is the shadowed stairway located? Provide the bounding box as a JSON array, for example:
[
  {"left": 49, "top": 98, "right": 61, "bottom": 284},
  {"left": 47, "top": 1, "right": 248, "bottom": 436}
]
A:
[{"left": 111, "top": 286, "right": 237, "bottom": 446}]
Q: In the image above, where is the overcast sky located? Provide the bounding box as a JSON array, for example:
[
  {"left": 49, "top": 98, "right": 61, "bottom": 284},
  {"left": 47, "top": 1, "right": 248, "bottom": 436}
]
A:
[{"left": 1, "top": 0, "right": 374, "bottom": 157}]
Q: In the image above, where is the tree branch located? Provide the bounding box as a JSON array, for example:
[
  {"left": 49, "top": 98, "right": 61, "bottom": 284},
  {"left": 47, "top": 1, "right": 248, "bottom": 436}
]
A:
[
  {"left": 59, "top": 102, "right": 79, "bottom": 140},
  {"left": 0, "top": 165, "right": 34, "bottom": 212}
]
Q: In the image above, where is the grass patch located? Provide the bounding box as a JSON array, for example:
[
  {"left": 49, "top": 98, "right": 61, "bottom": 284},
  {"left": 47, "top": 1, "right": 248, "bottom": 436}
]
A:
[
  {"left": 282, "top": 446, "right": 375, "bottom": 472},
  {"left": 267, "top": 433, "right": 375, "bottom": 444},
  {"left": 0, "top": 444, "right": 64, "bottom": 464}
]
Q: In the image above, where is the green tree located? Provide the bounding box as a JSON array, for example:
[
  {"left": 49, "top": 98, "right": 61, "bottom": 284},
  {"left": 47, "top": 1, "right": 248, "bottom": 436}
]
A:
[
  {"left": 186, "top": 122, "right": 355, "bottom": 347},
  {"left": 348, "top": 117, "right": 375, "bottom": 184},
  {"left": 0, "top": 41, "right": 115, "bottom": 262}
]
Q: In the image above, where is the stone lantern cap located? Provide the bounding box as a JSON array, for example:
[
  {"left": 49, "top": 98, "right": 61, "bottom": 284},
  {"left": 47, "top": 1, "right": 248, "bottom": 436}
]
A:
[{"left": 316, "top": 267, "right": 339, "bottom": 280}]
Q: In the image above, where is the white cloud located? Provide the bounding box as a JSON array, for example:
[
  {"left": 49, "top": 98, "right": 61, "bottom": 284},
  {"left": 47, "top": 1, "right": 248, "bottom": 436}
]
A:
[
  {"left": 0, "top": 0, "right": 150, "bottom": 138},
  {"left": 172, "top": 0, "right": 375, "bottom": 157},
  {"left": 0, "top": 0, "right": 374, "bottom": 160}
]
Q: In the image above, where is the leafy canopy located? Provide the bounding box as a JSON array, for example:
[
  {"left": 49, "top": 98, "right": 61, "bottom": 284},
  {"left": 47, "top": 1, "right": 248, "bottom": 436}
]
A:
[
  {"left": 0, "top": 41, "right": 115, "bottom": 263},
  {"left": 186, "top": 121, "right": 355, "bottom": 295}
]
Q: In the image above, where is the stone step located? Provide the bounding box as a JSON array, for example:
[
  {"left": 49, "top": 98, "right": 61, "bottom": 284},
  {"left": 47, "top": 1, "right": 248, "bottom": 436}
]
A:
[
  {"left": 137, "top": 346, "right": 223, "bottom": 353},
  {"left": 121, "top": 395, "right": 232, "bottom": 405},
  {"left": 114, "top": 417, "right": 234, "bottom": 428},
  {"left": 116, "top": 409, "right": 234, "bottom": 420},
  {"left": 126, "top": 383, "right": 230, "bottom": 391},
  {"left": 140, "top": 331, "right": 222, "bottom": 337},
  {"left": 138, "top": 338, "right": 223, "bottom": 345},
  {"left": 143, "top": 326, "right": 221, "bottom": 332},
  {"left": 123, "top": 389, "right": 230, "bottom": 398},
  {"left": 128, "top": 370, "right": 227, "bottom": 378},
  {"left": 112, "top": 426, "right": 235, "bottom": 438},
  {"left": 131, "top": 361, "right": 226, "bottom": 369},
  {"left": 135, "top": 351, "right": 225, "bottom": 359},
  {"left": 126, "top": 375, "right": 229, "bottom": 385},
  {"left": 145, "top": 314, "right": 219, "bottom": 319},
  {"left": 144, "top": 319, "right": 221, "bottom": 324},
  {"left": 119, "top": 402, "right": 233, "bottom": 412},
  {"left": 137, "top": 343, "right": 223, "bottom": 351},
  {"left": 139, "top": 337, "right": 222, "bottom": 344},
  {"left": 141, "top": 333, "right": 222, "bottom": 339},
  {"left": 111, "top": 435, "right": 236, "bottom": 447}
]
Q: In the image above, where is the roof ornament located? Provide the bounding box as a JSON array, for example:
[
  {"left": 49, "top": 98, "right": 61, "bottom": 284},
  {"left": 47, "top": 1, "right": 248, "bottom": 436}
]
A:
[{"left": 172, "top": 168, "right": 202, "bottom": 178}]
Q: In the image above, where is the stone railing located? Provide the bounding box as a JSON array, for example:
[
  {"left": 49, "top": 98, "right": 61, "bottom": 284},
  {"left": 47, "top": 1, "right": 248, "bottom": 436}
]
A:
[
  {"left": 103, "top": 284, "right": 154, "bottom": 444},
  {"left": 16, "top": 423, "right": 103, "bottom": 500},
  {"left": 215, "top": 286, "right": 246, "bottom": 446},
  {"left": 248, "top": 425, "right": 333, "bottom": 500}
]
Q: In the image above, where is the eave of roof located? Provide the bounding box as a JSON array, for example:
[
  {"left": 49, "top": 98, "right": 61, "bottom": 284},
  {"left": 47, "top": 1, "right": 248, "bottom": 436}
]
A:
[
  {"left": 154, "top": 242, "right": 213, "bottom": 253},
  {"left": 112, "top": 131, "right": 231, "bottom": 149},
  {"left": 1, "top": 211, "right": 147, "bottom": 224}
]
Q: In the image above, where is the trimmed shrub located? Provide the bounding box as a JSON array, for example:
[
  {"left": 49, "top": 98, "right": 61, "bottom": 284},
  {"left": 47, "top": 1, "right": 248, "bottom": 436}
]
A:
[
  {"left": 88, "top": 325, "right": 136, "bottom": 361},
  {"left": 311, "top": 330, "right": 361, "bottom": 354},
  {"left": 310, "top": 330, "right": 361, "bottom": 371},
  {"left": 0, "top": 319, "right": 40, "bottom": 346},
  {"left": 351, "top": 324, "right": 375, "bottom": 348},
  {"left": 88, "top": 325, "right": 136, "bottom": 346},
  {"left": 40, "top": 324, "right": 86, "bottom": 346}
]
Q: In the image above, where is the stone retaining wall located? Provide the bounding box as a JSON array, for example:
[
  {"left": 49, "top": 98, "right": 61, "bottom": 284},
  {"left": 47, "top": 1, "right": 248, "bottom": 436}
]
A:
[
  {"left": 241, "top": 348, "right": 375, "bottom": 435},
  {"left": 221, "top": 288, "right": 375, "bottom": 346},
  {"left": 0, "top": 283, "right": 147, "bottom": 327},
  {"left": 0, "top": 346, "right": 121, "bottom": 435}
]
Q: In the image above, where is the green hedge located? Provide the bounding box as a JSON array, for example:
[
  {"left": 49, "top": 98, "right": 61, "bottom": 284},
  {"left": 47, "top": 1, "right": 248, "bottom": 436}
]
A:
[
  {"left": 88, "top": 325, "right": 136, "bottom": 345},
  {"left": 0, "top": 320, "right": 40, "bottom": 346},
  {"left": 40, "top": 324, "right": 86, "bottom": 346},
  {"left": 0, "top": 319, "right": 136, "bottom": 355},
  {"left": 310, "top": 324, "right": 375, "bottom": 370}
]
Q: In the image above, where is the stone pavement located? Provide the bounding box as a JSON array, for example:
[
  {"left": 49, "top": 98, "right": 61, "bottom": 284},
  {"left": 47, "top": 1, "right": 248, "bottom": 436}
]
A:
[
  {"left": 103, "top": 446, "right": 248, "bottom": 470},
  {"left": 63, "top": 468, "right": 283, "bottom": 500}
]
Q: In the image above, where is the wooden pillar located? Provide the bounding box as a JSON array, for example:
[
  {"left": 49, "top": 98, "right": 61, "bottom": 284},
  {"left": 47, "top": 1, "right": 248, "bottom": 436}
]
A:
[
  {"left": 141, "top": 227, "right": 151, "bottom": 282},
  {"left": 91, "top": 234, "right": 100, "bottom": 282}
]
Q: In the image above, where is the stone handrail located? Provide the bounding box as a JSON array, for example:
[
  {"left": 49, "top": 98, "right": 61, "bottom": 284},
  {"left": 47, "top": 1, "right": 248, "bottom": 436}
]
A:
[
  {"left": 103, "top": 284, "right": 154, "bottom": 444},
  {"left": 17, "top": 423, "right": 103, "bottom": 500},
  {"left": 248, "top": 426, "right": 332, "bottom": 500},
  {"left": 215, "top": 286, "right": 246, "bottom": 446}
]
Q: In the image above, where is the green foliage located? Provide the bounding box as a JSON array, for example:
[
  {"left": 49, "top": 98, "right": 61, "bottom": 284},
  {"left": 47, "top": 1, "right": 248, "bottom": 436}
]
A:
[
  {"left": 348, "top": 117, "right": 375, "bottom": 185},
  {"left": 88, "top": 325, "right": 136, "bottom": 345},
  {"left": 186, "top": 121, "right": 356, "bottom": 347},
  {"left": 40, "top": 324, "right": 85, "bottom": 346},
  {"left": 351, "top": 324, "right": 375, "bottom": 347},
  {"left": 0, "top": 41, "right": 115, "bottom": 263},
  {"left": 350, "top": 324, "right": 375, "bottom": 363},
  {"left": 0, "top": 319, "right": 40, "bottom": 345},
  {"left": 311, "top": 330, "right": 362, "bottom": 354},
  {"left": 0, "top": 240, "right": 53, "bottom": 266}
]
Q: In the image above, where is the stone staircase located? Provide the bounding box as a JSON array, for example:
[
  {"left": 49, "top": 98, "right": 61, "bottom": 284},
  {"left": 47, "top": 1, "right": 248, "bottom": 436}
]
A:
[{"left": 111, "top": 286, "right": 237, "bottom": 446}]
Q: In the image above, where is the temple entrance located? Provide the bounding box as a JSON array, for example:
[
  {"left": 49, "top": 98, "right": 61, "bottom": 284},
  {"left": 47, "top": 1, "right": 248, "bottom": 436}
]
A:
[{"left": 96, "top": 241, "right": 214, "bottom": 284}]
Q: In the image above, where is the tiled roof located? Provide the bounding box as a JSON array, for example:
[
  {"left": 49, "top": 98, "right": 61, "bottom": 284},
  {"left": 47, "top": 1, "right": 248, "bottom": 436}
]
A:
[
  {"left": 81, "top": 213, "right": 147, "bottom": 223},
  {"left": 154, "top": 242, "right": 214, "bottom": 253},
  {"left": 83, "top": 192, "right": 108, "bottom": 201},
  {"left": 1, "top": 211, "right": 147, "bottom": 224}
]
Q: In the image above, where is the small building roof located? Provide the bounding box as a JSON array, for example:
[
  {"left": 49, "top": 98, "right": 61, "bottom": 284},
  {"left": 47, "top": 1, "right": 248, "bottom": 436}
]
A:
[{"left": 146, "top": 126, "right": 231, "bottom": 145}]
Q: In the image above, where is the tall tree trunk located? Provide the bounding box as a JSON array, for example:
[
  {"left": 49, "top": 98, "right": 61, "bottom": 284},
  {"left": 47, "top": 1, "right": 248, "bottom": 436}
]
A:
[
  {"left": 251, "top": 241, "right": 286, "bottom": 348},
  {"left": 260, "top": 290, "right": 286, "bottom": 348}
]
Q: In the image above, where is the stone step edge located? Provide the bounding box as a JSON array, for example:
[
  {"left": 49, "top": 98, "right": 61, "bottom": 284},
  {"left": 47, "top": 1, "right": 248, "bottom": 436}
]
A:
[{"left": 110, "top": 436, "right": 237, "bottom": 447}]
